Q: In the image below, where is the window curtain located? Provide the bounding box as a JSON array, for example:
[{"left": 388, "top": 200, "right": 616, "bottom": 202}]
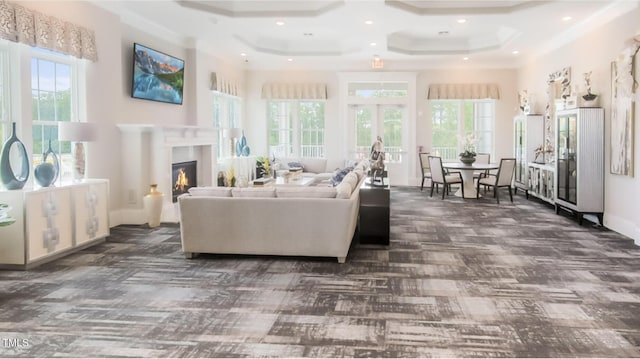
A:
[
  {"left": 0, "top": 1, "right": 97, "bottom": 61},
  {"left": 427, "top": 83, "right": 500, "bottom": 100},
  {"left": 261, "top": 83, "right": 327, "bottom": 100}
]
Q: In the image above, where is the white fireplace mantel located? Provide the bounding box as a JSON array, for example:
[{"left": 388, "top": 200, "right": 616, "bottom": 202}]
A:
[{"left": 117, "top": 124, "right": 218, "bottom": 224}]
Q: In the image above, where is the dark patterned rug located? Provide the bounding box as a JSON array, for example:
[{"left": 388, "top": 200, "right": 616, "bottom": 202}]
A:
[{"left": 1, "top": 186, "right": 639, "bottom": 358}]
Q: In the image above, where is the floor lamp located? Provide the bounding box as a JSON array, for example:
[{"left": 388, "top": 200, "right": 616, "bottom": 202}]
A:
[{"left": 58, "top": 122, "right": 97, "bottom": 181}]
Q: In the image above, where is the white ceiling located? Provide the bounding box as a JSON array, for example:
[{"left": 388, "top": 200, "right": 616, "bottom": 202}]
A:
[{"left": 92, "top": 0, "right": 639, "bottom": 71}]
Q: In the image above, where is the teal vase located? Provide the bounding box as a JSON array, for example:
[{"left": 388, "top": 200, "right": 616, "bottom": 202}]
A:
[
  {"left": 0, "top": 122, "right": 29, "bottom": 190},
  {"left": 42, "top": 139, "right": 60, "bottom": 183}
]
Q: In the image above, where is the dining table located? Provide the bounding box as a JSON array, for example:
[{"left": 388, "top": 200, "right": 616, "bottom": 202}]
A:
[{"left": 442, "top": 162, "right": 499, "bottom": 198}]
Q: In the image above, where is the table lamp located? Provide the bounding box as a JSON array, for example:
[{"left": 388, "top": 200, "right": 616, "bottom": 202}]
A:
[
  {"left": 58, "top": 122, "right": 97, "bottom": 181},
  {"left": 223, "top": 127, "right": 242, "bottom": 157}
]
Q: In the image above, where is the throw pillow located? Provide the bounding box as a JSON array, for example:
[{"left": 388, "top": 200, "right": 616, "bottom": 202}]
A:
[
  {"left": 288, "top": 161, "right": 304, "bottom": 170},
  {"left": 330, "top": 166, "right": 354, "bottom": 186},
  {"left": 342, "top": 172, "right": 359, "bottom": 190},
  {"left": 188, "top": 187, "right": 232, "bottom": 197}
]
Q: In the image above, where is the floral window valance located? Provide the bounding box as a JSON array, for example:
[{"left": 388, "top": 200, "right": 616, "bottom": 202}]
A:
[
  {"left": 0, "top": 1, "right": 97, "bottom": 61},
  {"left": 427, "top": 83, "right": 500, "bottom": 100}
]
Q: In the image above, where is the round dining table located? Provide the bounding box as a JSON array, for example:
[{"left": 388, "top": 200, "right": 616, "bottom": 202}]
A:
[{"left": 442, "top": 162, "right": 499, "bottom": 198}]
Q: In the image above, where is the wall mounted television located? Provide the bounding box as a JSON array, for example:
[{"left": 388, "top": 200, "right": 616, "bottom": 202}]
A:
[{"left": 131, "top": 43, "right": 184, "bottom": 105}]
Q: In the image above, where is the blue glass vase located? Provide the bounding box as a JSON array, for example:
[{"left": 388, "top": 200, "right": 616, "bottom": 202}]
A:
[{"left": 0, "top": 122, "right": 29, "bottom": 190}]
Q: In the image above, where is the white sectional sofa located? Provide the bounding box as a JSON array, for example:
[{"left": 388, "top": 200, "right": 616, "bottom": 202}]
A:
[{"left": 178, "top": 160, "right": 368, "bottom": 263}]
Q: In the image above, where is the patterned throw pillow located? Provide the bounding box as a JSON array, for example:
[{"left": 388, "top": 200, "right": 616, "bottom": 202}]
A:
[
  {"left": 330, "top": 166, "right": 354, "bottom": 186},
  {"left": 288, "top": 161, "right": 304, "bottom": 170}
]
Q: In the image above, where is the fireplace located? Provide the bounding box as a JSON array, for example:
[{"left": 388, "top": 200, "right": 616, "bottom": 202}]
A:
[{"left": 172, "top": 160, "right": 197, "bottom": 202}]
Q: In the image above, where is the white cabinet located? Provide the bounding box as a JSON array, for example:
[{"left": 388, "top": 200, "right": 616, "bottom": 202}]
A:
[
  {"left": 555, "top": 108, "right": 604, "bottom": 224},
  {"left": 514, "top": 114, "right": 544, "bottom": 192},
  {"left": 527, "top": 163, "right": 555, "bottom": 204},
  {"left": 0, "top": 179, "right": 110, "bottom": 269}
]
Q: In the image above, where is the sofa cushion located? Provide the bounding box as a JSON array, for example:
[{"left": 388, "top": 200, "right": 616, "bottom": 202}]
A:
[
  {"left": 231, "top": 187, "right": 276, "bottom": 198},
  {"left": 301, "top": 158, "right": 327, "bottom": 174},
  {"left": 188, "top": 186, "right": 232, "bottom": 197},
  {"left": 342, "top": 172, "right": 359, "bottom": 190},
  {"left": 335, "top": 179, "right": 353, "bottom": 199},
  {"left": 276, "top": 187, "right": 337, "bottom": 198}
]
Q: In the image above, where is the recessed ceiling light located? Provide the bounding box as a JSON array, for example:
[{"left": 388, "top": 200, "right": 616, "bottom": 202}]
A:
[
  {"left": 287, "top": 58, "right": 293, "bottom": 62},
  {"left": 364, "top": 20, "right": 373, "bottom": 25},
  {"left": 463, "top": 56, "right": 469, "bottom": 61},
  {"left": 457, "top": 18, "right": 467, "bottom": 24},
  {"left": 562, "top": 16, "right": 572, "bottom": 21},
  {"left": 370, "top": 42, "right": 377, "bottom": 46},
  {"left": 240, "top": 53, "right": 247, "bottom": 57},
  {"left": 276, "top": 21, "right": 285, "bottom": 26},
  {"left": 512, "top": 50, "right": 519, "bottom": 55}
]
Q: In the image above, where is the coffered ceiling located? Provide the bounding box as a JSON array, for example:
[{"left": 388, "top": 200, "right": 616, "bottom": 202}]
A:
[{"left": 92, "top": 0, "right": 639, "bottom": 71}]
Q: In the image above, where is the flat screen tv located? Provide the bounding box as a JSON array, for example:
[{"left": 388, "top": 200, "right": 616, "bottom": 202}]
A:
[{"left": 131, "top": 43, "right": 184, "bottom": 105}]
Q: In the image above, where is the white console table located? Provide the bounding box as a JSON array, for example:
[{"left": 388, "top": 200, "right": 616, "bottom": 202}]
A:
[{"left": 0, "top": 179, "right": 110, "bottom": 269}]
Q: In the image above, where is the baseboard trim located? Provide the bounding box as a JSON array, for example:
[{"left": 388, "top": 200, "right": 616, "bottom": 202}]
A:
[{"left": 605, "top": 214, "right": 640, "bottom": 246}]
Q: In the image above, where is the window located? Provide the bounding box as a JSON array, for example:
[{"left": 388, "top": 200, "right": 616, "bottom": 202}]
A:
[
  {"left": 267, "top": 100, "right": 325, "bottom": 158},
  {"left": 31, "top": 48, "right": 80, "bottom": 182},
  {"left": 213, "top": 91, "right": 241, "bottom": 159},
  {"left": 431, "top": 100, "right": 495, "bottom": 160}
]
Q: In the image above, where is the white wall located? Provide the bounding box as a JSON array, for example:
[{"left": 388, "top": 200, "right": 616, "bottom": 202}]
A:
[{"left": 518, "top": 7, "right": 640, "bottom": 244}]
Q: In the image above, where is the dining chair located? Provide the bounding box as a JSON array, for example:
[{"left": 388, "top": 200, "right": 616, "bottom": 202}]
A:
[
  {"left": 475, "top": 158, "right": 516, "bottom": 204},
  {"left": 473, "top": 153, "right": 491, "bottom": 180},
  {"left": 428, "top": 156, "right": 464, "bottom": 199},
  {"left": 418, "top": 152, "right": 438, "bottom": 192}
]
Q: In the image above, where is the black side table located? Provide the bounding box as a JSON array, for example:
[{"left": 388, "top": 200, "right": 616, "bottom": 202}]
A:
[{"left": 358, "top": 178, "right": 390, "bottom": 245}]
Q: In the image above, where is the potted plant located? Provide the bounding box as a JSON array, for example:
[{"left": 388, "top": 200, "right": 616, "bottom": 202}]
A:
[{"left": 459, "top": 133, "right": 478, "bottom": 165}]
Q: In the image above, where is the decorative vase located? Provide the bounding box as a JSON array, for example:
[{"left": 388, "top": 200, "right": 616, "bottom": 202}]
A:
[
  {"left": 460, "top": 156, "right": 476, "bottom": 165},
  {"left": 143, "top": 184, "right": 164, "bottom": 228},
  {"left": 43, "top": 139, "right": 60, "bottom": 183},
  {"left": 0, "top": 122, "right": 30, "bottom": 190},
  {"left": 34, "top": 162, "right": 56, "bottom": 187},
  {"left": 34, "top": 140, "right": 60, "bottom": 187}
]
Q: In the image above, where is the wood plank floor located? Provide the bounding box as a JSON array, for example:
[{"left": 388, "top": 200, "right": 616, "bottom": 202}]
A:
[{"left": 1, "top": 186, "right": 639, "bottom": 357}]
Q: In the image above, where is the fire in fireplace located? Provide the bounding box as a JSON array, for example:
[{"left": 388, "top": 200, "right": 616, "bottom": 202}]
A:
[{"left": 172, "top": 160, "right": 197, "bottom": 202}]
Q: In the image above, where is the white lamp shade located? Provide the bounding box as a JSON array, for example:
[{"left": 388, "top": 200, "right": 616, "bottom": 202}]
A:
[
  {"left": 223, "top": 127, "right": 242, "bottom": 139},
  {"left": 58, "top": 122, "right": 98, "bottom": 142}
]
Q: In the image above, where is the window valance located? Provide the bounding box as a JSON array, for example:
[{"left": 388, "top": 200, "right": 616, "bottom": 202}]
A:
[
  {"left": 211, "top": 72, "right": 241, "bottom": 96},
  {"left": 0, "top": 1, "right": 97, "bottom": 61},
  {"left": 261, "top": 83, "right": 327, "bottom": 100},
  {"left": 427, "top": 83, "right": 500, "bottom": 100}
]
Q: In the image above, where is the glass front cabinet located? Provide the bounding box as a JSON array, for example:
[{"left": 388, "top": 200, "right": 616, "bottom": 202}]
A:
[
  {"left": 555, "top": 108, "right": 604, "bottom": 224},
  {"left": 513, "top": 114, "right": 544, "bottom": 192}
]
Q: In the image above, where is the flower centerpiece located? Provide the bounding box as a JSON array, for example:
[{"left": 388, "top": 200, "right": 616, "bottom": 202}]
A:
[{"left": 459, "top": 133, "right": 478, "bottom": 165}]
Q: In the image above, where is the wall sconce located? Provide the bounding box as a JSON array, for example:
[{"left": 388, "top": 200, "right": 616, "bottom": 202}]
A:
[{"left": 58, "top": 122, "right": 97, "bottom": 181}]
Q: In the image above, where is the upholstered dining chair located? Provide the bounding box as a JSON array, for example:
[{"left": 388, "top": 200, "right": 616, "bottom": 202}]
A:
[
  {"left": 476, "top": 158, "right": 516, "bottom": 204},
  {"left": 418, "top": 152, "right": 437, "bottom": 192},
  {"left": 473, "top": 153, "right": 491, "bottom": 180},
  {"left": 428, "top": 156, "right": 464, "bottom": 199}
]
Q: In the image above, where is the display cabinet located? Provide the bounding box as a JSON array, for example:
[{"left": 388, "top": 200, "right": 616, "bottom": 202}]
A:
[
  {"left": 514, "top": 114, "right": 544, "bottom": 193},
  {"left": 0, "top": 179, "right": 110, "bottom": 269},
  {"left": 555, "top": 108, "right": 604, "bottom": 224}
]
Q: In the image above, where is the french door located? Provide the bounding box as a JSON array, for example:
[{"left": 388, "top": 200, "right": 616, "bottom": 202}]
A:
[{"left": 350, "top": 104, "right": 408, "bottom": 184}]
